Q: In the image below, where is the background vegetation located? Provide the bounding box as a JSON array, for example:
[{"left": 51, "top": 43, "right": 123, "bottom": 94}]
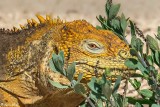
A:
[{"left": 49, "top": 0, "right": 160, "bottom": 106}]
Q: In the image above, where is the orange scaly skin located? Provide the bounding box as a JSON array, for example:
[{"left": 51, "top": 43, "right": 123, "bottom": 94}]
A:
[{"left": 0, "top": 15, "right": 132, "bottom": 107}]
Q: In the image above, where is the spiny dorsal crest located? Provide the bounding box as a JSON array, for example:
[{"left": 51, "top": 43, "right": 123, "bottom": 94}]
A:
[
  {"left": 0, "top": 14, "right": 63, "bottom": 34},
  {"left": 19, "top": 14, "right": 63, "bottom": 31}
]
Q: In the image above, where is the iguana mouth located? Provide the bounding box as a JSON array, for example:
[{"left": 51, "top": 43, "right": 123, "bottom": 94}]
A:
[{"left": 74, "top": 61, "right": 135, "bottom": 81}]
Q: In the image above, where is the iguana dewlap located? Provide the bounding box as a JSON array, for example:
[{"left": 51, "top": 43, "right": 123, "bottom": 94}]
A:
[{"left": 0, "top": 15, "right": 133, "bottom": 107}]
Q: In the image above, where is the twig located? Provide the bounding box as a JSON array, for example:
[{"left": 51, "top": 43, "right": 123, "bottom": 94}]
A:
[
  {"left": 121, "top": 79, "right": 128, "bottom": 107},
  {"left": 86, "top": 96, "right": 96, "bottom": 107},
  {"left": 134, "top": 24, "right": 146, "bottom": 41}
]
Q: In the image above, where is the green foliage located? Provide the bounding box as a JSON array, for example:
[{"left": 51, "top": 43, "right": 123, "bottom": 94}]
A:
[
  {"left": 96, "top": 0, "right": 160, "bottom": 106},
  {"left": 87, "top": 75, "right": 126, "bottom": 107},
  {"left": 156, "top": 26, "right": 160, "bottom": 40},
  {"left": 74, "top": 83, "right": 87, "bottom": 94},
  {"left": 129, "top": 79, "right": 141, "bottom": 90},
  {"left": 97, "top": 1, "right": 128, "bottom": 42},
  {"left": 48, "top": 0, "right": 160, "bottom": 106},
  {"left": 108, "top": 4, "right": 120, "bottom": 20},
  {"left": 49, "top": 51, "right": 125, "bottom": 106},
  {"left": 147, "top": 35, "right": 159, "bottom": 51},
  {"left": 49, "top": 51, "right": 77, "bottom": 82},
  {"left": 48, "top": 79, "right": 69, "bottom": 88},
  {"left": 139, "top": 89, "right": 153, "bottom": 98}
]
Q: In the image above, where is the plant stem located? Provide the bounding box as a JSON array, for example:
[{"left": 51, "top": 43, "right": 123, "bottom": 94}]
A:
[
  {"left": 83, "top": 94, "right": 96, "bottom": 107},
  {"left": 137, "top": 52, "right": 148, "bottom": 68},
  {"left": 86, "top": 97, "right": 96, "bottom": 107}
]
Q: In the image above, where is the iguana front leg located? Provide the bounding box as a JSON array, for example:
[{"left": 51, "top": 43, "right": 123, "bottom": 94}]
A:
[
  {"left": 27, "top": 88, "right": 84, "bottom": 107},
  {"left": 0, "top": 73, "right": 43, "bottom": 107},
  {"left": 0, "top": 70, "right": 84, "bottom": 107}
]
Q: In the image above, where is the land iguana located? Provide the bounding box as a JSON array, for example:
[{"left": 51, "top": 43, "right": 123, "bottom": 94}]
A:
[{"left": 0, "top": 15, "right": 133, "bottom": 107}]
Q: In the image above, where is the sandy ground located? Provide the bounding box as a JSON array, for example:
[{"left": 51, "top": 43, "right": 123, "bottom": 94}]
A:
[{"left": 0, "top": 0, "right": 160, "bottom": 36}]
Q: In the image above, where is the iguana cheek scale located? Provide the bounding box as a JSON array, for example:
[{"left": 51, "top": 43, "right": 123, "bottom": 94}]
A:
[{"left": 0, "top": 15, "right": 134, "bottom": 107}]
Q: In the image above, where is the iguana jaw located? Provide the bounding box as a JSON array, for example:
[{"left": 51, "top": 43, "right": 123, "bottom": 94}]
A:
[{"left": 71, "top": 59, "right": 134, "bottom": 82}]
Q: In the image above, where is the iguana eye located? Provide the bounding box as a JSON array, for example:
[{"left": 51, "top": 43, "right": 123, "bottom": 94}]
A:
[
  {"left": 88, "top": 43, "right": 99, "bottom": 49},
  {"left": 81, "top": 40, "right": 104, "bottom": 54}
]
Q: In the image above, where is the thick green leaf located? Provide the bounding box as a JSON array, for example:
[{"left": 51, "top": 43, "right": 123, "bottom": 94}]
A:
[
  {"left": 151, "top": 104, "right": 160, "bottom": 107},
  {"left": 146, "top": 55, "right": 153, "bottom": 65},
  {"left": 125, "top": 58, "right": 138, "bottom": 69},
  {"left": 51, "top": 53, "right": 66, "bottom": 75},
  {"left": 120, "top": 13, "right": 127, "bottom": 34},
  {"left": 113, "top": 94, "right": 126, "bottom": 107},
  {"left": 129, "top": 79, "right": 141, "bottom": 90},
  {"left": 112, "top": 76, "right": 121, "bottom": 94},
  {"left": 127, "top": 97, "right": 155, "bottom": 105},
  {"left": 102, "top": 73, "right": 111, "bottom": 86},
  {"left": 131, "top": 36, "right": 137, "bottom": 48},
  {"left": 66, "top": 62, "right": 76, "bottom": 81},
  {"left": 90, "top": 91, "right": 106, "bottom": 102},
  {"left": 131, "top": 37, "right": 144, "bottom": 54},
  {"left": 98, "top": 15, "right": 105, "bottom": 21},
  {"left": 74, "top": 83, "right": 86, "bottom": 94},
  {"left": 96, "top": 25, "right": 103, "bottom": 30},
  {"left": 102, "top": 82, "right": 112, "bottom": 100},
  {"left": 105, "top": 0, "right": 112, "bottom": 16},
  {"left": 130, "top": 48, "right": 137, "bottom": 56},
  {"left": 147, "top": 35, "right": 159, "bottom": 50},
  {"left": 125, "top": 58, "right": 148, "bottom": 74},
  {"left": 129, "top": 20, "right": 136, "bottom": 37},
  {"left": 108, "top": 4, "right": 120, "bottom": 19},
  {"left": 70, "top": 80, "right": 77, "bottom": 88},
  {"left": 133, "top": 79, "right": 141, "bottom": 89},
  {"left": 97, "top": 100, "right": 103, "bottom": 107},
  {"left": 77, "top": 73, "right": 83, "bottom": 83},
  {"left": 139, "top": 89, "right": 153, "bottom": 98},
  {"left": 49, "top": 59, "right": 58, "bottom": 72},
  {"left": 111, "top": 19, "right": 120, "bottom": 30},
  {"left": 52, "top": 53, "right": 58, "bottom": 60},
  {"left": 135, "top": 102, "right": 142, "bottom": 107},
  {"left": 87, "top": 77, "right": 101, "bottom": 94},
  {"left": 156, "top": 26, "right": 160, "bottom": 40},
  {"left": 48, "top": 79, "right": 69, "bottom": 88},
  {"left": 155, "top": 50, "right": 160, "bottom": 66},
  {"left": 136, "top": 38, "right": 144, "bottom": 54},
  {"left": 137, "top": 61, "right": 148, "bottom": 74},
  {"left": 58, "top": 51, "right": 65, "bottom": 66},
  {"left": 104, "top": 68, "right": 112, "bottom": 77},
  {"left": 96, "top": 15, "right": 108, "bottom": 29}
]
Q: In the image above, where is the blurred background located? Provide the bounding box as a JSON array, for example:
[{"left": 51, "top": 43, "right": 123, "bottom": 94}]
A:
[{"left": 0, "top": 0, "right": 160, "bottom": 35}]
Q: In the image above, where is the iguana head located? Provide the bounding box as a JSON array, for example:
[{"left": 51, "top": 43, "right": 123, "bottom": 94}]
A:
[
  {"left": 2, "top": 15, "right": 134, "bottom": 82},
  {"left": 52, "top": 20, "right": 134, "bottom": 81}
]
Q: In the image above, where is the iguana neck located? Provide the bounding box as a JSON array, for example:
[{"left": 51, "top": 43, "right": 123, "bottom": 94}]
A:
[{"left": 0, "top": 23, "right": 60, "bottom": 79}]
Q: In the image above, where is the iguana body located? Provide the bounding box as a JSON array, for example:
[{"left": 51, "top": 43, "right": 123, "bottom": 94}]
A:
[{"left": 0, "top": 15, "right": 132, "bottom": 107}]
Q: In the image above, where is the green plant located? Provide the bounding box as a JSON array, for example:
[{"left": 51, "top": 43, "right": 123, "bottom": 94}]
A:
[
  {"left": 48, "top": 0, "right": 160, "bottom": 106},
  {"left": 49, "top": 51, "right": 125, "bottom": 107},
  {"left": 97, "top": 0, "right": 160, "bottom": 106}
]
